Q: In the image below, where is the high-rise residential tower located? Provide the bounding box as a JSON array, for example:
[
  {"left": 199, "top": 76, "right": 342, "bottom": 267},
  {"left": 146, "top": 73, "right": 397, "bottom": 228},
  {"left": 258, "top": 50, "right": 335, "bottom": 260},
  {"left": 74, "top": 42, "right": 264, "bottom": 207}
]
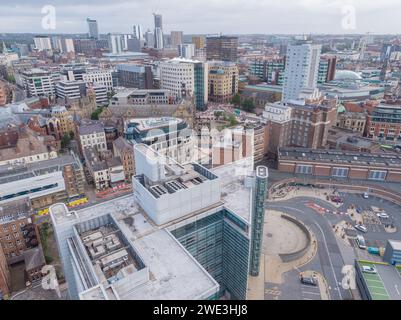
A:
[
  {"left": 206, "top": 36, "right": 238, "bottom": 62},
  {"left": 87, "top": 18, "right": 99, "bottom": 40},
  {"left": 133, "top": 25, "right": 143, "bottom": 40},
  {"left": 282, "top": 42, "right": 322, "bottom": 102},
  {"left": 153, "top": 13, "right": 164, "bottom": 50},
  {"left": 108, "top": 33, "right": 123, "bottom": 54}
]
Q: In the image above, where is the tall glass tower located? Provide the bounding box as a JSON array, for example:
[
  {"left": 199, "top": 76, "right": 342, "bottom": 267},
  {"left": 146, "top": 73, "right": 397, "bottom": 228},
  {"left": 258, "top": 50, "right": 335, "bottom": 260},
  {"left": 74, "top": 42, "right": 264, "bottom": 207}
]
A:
[
  {"left": 249, "top": 166, "right": 269, "bottom": 277},
  {"left": 86, "top": 18, "right": 99, "bottom": 40}
]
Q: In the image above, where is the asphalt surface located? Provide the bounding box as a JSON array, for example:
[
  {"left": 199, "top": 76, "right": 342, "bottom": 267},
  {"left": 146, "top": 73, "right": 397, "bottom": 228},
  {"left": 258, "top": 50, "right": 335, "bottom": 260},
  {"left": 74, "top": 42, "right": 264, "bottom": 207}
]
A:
[{"left": 265, "top": 190, "right": 401, "bottom": 300}]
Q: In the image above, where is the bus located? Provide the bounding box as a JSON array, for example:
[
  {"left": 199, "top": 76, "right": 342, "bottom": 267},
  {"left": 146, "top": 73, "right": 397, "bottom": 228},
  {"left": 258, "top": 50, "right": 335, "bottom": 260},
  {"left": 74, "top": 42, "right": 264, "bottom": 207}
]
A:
[
  {"left": 356, "top": 235, "right": 367, "bottom": 250},
  {"left": 67, "top": 197, "right": 88, "bottom": 208}
]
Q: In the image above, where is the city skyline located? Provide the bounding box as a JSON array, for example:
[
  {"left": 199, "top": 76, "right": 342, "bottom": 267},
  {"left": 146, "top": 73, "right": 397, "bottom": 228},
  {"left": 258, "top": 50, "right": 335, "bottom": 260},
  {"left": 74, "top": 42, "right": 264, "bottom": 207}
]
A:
[{"left": 2, "top": 0, "right": 401, "bottom": 34}]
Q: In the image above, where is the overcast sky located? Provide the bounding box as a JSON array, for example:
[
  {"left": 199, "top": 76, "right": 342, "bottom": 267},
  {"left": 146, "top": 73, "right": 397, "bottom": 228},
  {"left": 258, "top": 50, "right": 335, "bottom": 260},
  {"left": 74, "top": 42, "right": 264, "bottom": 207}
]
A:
[{"left": 0, "top": 0, "right": 400, "bottom": 35}]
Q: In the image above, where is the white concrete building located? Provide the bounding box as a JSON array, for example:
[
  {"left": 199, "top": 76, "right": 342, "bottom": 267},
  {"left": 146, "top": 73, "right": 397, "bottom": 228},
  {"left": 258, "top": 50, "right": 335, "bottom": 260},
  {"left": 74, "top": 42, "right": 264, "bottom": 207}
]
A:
[
  {"left": 178, "top": 44, "right": 195, "bottom": 59},
  {"left": 20, "top": 68, "right": 55, "bottom": 97},
  {"left": 282, "top": 43, "right": 322, "bottom": 102},
  {"left": 83, "top": 69, "right": 113, "bottom": 92},
  {"left": 108, "top": 33, "right": 123, "bottom": 55},
  {"left": 159, "top": 58, "right": 208, "bottom": 108}
]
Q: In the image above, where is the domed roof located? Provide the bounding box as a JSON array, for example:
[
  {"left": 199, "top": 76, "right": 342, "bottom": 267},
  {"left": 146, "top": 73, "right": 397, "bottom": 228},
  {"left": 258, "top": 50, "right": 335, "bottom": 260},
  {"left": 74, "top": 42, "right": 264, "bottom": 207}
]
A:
[{"left": 334, "top": 70, "right": 363, "bottom": 81}]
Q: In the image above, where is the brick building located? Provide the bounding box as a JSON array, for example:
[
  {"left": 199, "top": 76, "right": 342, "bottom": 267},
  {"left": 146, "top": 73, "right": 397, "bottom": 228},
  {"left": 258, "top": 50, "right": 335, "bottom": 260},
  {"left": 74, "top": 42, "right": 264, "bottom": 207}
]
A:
[
  {"left": 0, "top": 243, "right": 10, "bottom": 299},
  {"left": 278, "top": 147, "right": 401, "bottom": 183}
]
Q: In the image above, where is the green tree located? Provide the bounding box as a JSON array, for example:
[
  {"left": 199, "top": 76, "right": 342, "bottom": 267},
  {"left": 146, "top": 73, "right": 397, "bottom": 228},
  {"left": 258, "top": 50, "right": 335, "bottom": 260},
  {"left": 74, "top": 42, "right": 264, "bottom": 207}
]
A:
[
  {"left": 61, "top": 133, "right": 71, "bottom": 149},
  {"left": 241, "top": 99, "right": 255, "bottom": 112},
  {"left": 228, "top": 114, "right": 238, "bottom": 127},
  {"left": 231, "top": 93, "right": 241, "bottom": 106},
  {"left": 91, "top": 106, "right": 105, "bottom": 120}
]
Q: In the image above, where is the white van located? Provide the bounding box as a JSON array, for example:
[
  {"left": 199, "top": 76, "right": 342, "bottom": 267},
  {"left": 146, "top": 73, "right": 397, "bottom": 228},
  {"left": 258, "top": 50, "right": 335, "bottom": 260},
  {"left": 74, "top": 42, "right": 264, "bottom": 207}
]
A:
[{"left": 356, "top": 235, "right": 367, "bottom": 249}]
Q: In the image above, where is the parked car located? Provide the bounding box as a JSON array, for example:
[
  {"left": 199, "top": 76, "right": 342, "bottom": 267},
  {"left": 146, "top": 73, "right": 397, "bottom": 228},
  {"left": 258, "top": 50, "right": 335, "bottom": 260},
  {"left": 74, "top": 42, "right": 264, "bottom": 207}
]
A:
[
  {"left": 376, "top": 212, "right": 389, "bottom": 219},
  {"left": 355, "top": 224, "right": 368, "bottom": 233},
  {"left": 363, "top": 192, "right": 369, "bottom": 199},
  {"left": 300, "top": 276, "right": 317, "bottom": 286},
  {"left": 362, "top": 266, "right": 377, "bottom": 274}
]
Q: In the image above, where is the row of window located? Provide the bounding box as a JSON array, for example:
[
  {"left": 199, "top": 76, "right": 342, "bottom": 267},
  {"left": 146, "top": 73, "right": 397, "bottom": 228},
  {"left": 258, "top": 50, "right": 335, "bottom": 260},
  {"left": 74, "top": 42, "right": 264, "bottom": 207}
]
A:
[{"left": 295, "top": 165, "right": 389, "bottom": 181}]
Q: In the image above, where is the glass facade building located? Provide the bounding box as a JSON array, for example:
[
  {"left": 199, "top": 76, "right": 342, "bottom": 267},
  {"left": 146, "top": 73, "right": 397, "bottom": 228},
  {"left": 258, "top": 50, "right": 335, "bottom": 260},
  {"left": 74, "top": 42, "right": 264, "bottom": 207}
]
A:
[{"left": 170, "top": 209, "right": 250, "bottom": 300}]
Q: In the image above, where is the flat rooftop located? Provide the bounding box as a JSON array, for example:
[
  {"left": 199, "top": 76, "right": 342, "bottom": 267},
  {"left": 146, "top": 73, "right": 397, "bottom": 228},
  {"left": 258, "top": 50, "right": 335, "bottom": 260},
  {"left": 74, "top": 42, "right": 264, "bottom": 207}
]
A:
[
  {"left": 54, "top": 195, "right": 219, "bottom": 300},
  {"left": 127, "top": 117, "right": 183, "bottom": 132},
  {"left": 357, "top": 260, "right": 401, "bottom": 300},
  {"left": 279, "top": 147, "right": 401, "bottom": 168},
  {"left": 212, "top": 157, "right": 254, "bottom": 223}
]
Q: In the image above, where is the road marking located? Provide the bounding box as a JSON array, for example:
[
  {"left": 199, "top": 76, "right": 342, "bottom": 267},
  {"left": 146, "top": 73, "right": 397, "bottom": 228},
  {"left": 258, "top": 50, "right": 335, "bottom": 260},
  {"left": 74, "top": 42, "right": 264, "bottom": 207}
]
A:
[
  {"left": 395, "top": 285, "right": 400, "bottom": 296},
  {"left": 303, "top": 291, "right": 320, "bottom": 296},
  {"left": 313, "top": 221, "right": 344, "bottom": 300}
]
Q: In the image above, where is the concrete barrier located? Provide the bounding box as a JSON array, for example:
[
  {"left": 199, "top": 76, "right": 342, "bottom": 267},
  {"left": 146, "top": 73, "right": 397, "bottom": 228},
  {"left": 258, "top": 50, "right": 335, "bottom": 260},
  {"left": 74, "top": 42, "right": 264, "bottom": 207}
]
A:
[{"left": 278, "top": 214, "right": 312, "bottom": 263}]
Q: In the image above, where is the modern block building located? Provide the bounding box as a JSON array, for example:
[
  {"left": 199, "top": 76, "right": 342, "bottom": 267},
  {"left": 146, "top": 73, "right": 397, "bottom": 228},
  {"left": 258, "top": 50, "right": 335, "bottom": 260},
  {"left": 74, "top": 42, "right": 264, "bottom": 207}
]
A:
[
  {"left": 0, "top": 152, "right": 85, "bottom": 209},
  {"left": 208, "top": 61, "right": 239, "bottom": 103},
  {"left": 366, "top": 103, "right": 401, "bottom": 144},
  {"left": 206, "top": 36, "right": 238, "bottom": 62},
  {"left": 20, "top": 69, "right": 56, "bottom": 97},
  {"left": 160, "top": 58, "right": 208, "bottom": 110},
  {"left": 125, "top": 117, "right": 193, "bottom": 164},
  {"left": 282, "top": 43, "right": 322, "bottom": 102},
  {"left": 383, "top": 240, "right": 401, "bottom": 266},
  {"left": 116, "top": 64, "right": 154, "bottom": 89},
  {"left": 33, "top": 36, "right": 52, "bottom": 52},
  {"left": 50, "top": 143, "right": 268, "bottom": 300}
]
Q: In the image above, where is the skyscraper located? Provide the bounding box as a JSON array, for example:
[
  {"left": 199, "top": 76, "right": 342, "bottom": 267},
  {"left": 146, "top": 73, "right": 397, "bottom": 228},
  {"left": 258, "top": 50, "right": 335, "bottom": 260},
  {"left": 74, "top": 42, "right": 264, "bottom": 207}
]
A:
[
  {"left": 282, "top": 42, "right": 322, "bottom": 102},
  {"left": 87, "top": 18, "right": 99, "bottom": 40},
  {"left": 153, "top": 13, "right": 164, "bottom": 50},
  {"left": 108, "top": 33, "right": 123, "bottom": 54},
  {"left": 145, "top": 30, "right": 154, "bottom": 48},
  {"left": 133, "top": 25, "right": 143, "bottom": 40}
]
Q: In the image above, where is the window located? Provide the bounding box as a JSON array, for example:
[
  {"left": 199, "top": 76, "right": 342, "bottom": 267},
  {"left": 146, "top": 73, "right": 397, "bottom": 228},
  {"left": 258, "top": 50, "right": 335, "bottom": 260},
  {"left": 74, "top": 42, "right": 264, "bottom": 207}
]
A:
[
  {"left": 332, "top": 167, "right": 349, "bottom": 178},
  {"left": 295, "top": 165, "right": 313, "bottom": 175},
  {"left": 368, "top": 170, "right": 387, "bottom": 181}
]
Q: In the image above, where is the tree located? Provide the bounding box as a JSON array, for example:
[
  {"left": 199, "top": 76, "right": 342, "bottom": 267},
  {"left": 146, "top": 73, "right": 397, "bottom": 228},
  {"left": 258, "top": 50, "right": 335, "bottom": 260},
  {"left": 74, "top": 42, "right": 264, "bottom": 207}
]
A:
[
  {"left": 91, "top": 106, "right": 105, "bottom": 120},
  {"left": 228, "top": 114, "right": 238, "bottom": 127},
  {"left": 241, "top": 98, "right": 255, "bottom": 112},
  {"left": 61, "top": 133, "right": 71, "bottom": 149},
  {"left": 231, "top": 94, "right": 241, "bottom": 106}
]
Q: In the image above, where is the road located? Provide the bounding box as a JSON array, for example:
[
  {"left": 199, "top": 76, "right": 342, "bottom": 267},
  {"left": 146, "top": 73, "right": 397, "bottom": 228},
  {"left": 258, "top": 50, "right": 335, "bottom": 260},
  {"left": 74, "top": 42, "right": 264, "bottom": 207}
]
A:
[{"left": 266, "top": 196, "right": 358, "bottom": 300}]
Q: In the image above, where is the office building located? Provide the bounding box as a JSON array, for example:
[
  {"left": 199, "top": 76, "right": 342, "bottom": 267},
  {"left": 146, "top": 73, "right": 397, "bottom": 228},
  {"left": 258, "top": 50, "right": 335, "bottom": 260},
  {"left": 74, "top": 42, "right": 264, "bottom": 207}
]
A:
[
  {"left": 82, "top": 68, "right": 114, "bottom": 92},
  {"left": 366, "top": 103, "right": 401, "bottom": 143},
  {"left": 159, "top": 58, "right": 208, "bottom": 110},
  {"left": 170, "top": 31, "right": 183, "bottom": 48},
  {"left": 87, "top": 18, "right": 99, "bottom": 40},
  {"left": 249, "top": 58, "right": 286, "bottom": 85},
  {"left": 208, "top": 61, "right": 239, "bottom": 103},
  {"left": 383, "top": 240, "right": 401, "bottom": 266},
  {"left": 0, "top": 152, "right": 85, "bottom": 208},
  {"left": 20, "top": 68, "right": 55, "bottom": 97},
  {"left": 50, "top": 143, "right": 265, "bottom": 300},
  {"left": 116, "top": 64, "right": 153, "bottom": 89},
  {"left": 55, "top": 80, "right": 87, "bottom": 101},
  {"left": 318, "top": 55, "right": 337, "bottom": 84},
  {"left": 125, "top": 117, "right": 193, "bottom": 164},
  {"left": 178, "top": 44, "right": 195, "bottom": 59},
  {"left": 33, "top": 36, "right": 52, "bottom": 52},
  {"left": 192, "top": 36, "right": 205, "bottom": 50},
  {"left": 282, "top": 43, "right": 322, "bottom": 102},
  {"left": 127, "top": 38, "right": 145, "bottom": 52},
  {"left": 206, "top": 36, "right": 238, "bottom": 62},
  {"left": 110, "top": 89, "right": 172, "bottom": 106}
]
